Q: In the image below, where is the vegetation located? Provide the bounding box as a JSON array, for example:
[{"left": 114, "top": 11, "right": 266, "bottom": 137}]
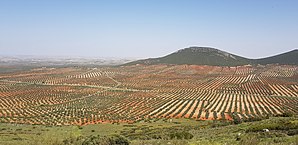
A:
[
  {"left": 62, "top": 135, "right": 129, "bottom": 145},
  {"left": 0, "top": 64, "right": 297, "bottom": 126},
  {"left": 0, "top": 117, "right": 297, "bottom": 145},
  {"left": 126, "top": 47, "right": 251, "bottom": 66},
  {"left": 0, "top": 60, "right": 297, "bottom": 144},
  {"left": 255, "top": 49, "right": 298, "bottom": 65},
  {"left": 125, "top": 47, "right": 298, "bottom": 66}
]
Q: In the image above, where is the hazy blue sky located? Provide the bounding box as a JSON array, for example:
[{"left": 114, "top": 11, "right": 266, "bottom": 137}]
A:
[{"left": 0, "top": 0, "right": 297, "bottom": 58}]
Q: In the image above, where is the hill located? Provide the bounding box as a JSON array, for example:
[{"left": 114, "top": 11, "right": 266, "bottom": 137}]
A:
[
  {"left": 255, "top": 49, "right": 298, "bottom": 65},
  {"left": 125, "top": 47, "right": 297, "bottom": 66}
]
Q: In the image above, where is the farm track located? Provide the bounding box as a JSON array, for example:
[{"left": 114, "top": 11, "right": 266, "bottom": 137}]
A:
[{"left": 0, "top": 64, "right": 297, "bottom": 125}]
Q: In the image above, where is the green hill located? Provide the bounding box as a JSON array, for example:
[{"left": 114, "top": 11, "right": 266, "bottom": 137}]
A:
[
  {"left": 255, "top": 49, "right": 298, "bottom": 65},
  {"left": 125, "top": 47, "right": 297, "bottom": 66},
  {"left": 126, "top": 47, "right": 251, "bottom": 66}
]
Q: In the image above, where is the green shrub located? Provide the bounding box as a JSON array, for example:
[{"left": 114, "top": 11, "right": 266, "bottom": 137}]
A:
[
  {"left": 287, "top": 129, "right": 298, "bottom": 136},
  {"left": 169, "top": 131, "right": 193, "bottom": 140},
  {"left": 239, "top": 135, "right": 259, "bottom": 145},
  {"left": 109, "top": 135, "right": 130, "bottom": 145},
  {"left": 211, "top": 120, "right": 231, "bottom": 128},
  {"left": 246, "top": 123, "right": 279, "bottom": 132},
  {"left": 279, "top": 112, "right": 295, "bottom": 117},
  {"left": 63, "top": 135, "right": 130, "bottom": 145},
  {"left": 78, "top": 126, "right": 83, "bottom": 130}
]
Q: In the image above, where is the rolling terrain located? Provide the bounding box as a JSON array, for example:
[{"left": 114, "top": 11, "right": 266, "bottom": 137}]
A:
[
  {"left": 0, "top": 64, "right": 297, "bottom": 126},
  {"left": 0, "top": 50, "right": 297, "bottom": 144}
]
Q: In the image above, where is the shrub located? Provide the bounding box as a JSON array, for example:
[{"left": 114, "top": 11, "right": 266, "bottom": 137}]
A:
[
  {"left": 246, "top": 123, "right": 279, "bottom": 132},
  {"left": 239, "top": 135, "right": 259, "bottom": 145},
  {"left": 211, "top": 120, "right": 231, "bottom": 128},
  {"left": 280, "top": 112, "right": 295, "bottom": 117},
  {"left": 78, "top": 126, "right": 83, "bottom": 130},
  {"left": 109, "top": 135, "right": 130, "bottom": 145},
  {"left": 287, "top": 129, "right": 298, "bottom": 136},
  {"left": 233, "top": 118, "right": 242, "bottom": 124},
  {"left": 169, "top": 131, "right": 194, "bottom": 140},
  {"left": 63, "top": 135, "right": 130, "bottom": 145}
]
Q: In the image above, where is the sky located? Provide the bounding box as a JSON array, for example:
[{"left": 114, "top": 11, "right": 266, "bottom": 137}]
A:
[{"left": 0, "top": 0, "right": 297, "bottom": 59}]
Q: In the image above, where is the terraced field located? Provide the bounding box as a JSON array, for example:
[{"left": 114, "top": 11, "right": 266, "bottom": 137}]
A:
[{"left": 0, "top": 64, "right": 297, "bottom": 125}]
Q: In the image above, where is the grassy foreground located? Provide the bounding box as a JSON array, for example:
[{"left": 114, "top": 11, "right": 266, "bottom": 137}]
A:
[{"left": 0, "top": 117, "right": 297, "bottom": 145}]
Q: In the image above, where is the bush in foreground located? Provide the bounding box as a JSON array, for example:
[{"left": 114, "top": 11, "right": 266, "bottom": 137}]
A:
[{"left": 63, "top": 135, "right": 129, "bottom": 145}]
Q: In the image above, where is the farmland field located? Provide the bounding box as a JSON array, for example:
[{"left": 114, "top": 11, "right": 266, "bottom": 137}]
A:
[{"left": 0, "top": 64, "right": 297, "bottom": 126}]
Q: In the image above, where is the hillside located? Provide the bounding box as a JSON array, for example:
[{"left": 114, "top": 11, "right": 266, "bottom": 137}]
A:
[
  {"left": 126, "top": 47, "right": 251, "bottom": 66},
  {"left": 125, "top": 47, "right": 297, "bottom": 66},
  {"left": 255, "top": 49, "right": 298, "bottom": 65}
]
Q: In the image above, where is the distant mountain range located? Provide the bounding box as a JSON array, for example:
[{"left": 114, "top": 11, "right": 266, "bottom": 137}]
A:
[{"left": 125, "top": 47, "right": 298, "bottom": 66}]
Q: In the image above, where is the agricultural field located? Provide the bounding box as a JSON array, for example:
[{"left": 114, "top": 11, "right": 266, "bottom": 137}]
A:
[{"left": 0, "top": 64, "right": 297, "bottom": 126}]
